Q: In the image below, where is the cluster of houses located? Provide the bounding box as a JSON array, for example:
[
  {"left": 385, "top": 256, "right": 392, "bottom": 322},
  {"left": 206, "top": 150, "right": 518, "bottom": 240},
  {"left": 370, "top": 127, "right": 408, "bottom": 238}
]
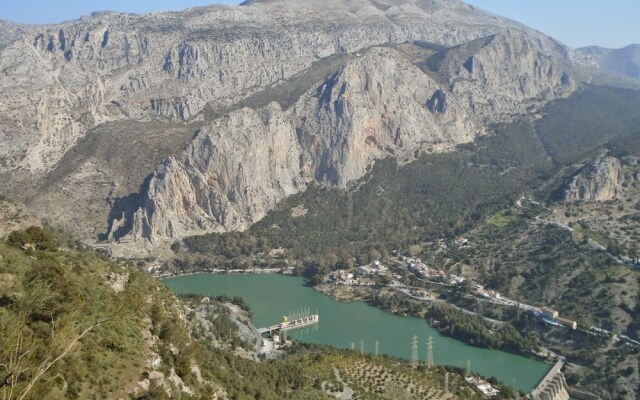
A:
[
  {"left": 431, "top": 237, "right": 472, "bottom": 254},
  {"left": 404, "top": 257, "right": 445, "bottom": 279},
  {"left": 449, "top": 274, "right": 466, "bottom": 285},
  {"left": 534, "top": 307, "right": 578, "bottom": 330},
  {"left": 325, "top": 261, "right": 390, "bottom": 285},
  {"left": 404, "top": 256, "right": 466, "bottom": 285},
  {"left": 474, "top": 285, "right": 502, "bottom": 300},
  {"left": 326, "top": 270, "right": 359, "bottom": 285},
  {"left": 358, "top": 260, "right": 389, "bottom": 275},
  {"left": 406, "top": 288, "right": 434, "bottom": 300}
]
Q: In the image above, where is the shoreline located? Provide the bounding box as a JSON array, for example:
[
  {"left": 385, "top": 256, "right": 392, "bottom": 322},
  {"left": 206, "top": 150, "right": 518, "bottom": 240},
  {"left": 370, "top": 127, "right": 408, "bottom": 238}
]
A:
[
  {"left": 155, "top": 267, "right": 295, "bottom": 281},
  {"left": 163, "top": 271, "right": 553, "bottom": 367},
  {"left": 162, "top": 270, "right": 553, "bottom": 394}
]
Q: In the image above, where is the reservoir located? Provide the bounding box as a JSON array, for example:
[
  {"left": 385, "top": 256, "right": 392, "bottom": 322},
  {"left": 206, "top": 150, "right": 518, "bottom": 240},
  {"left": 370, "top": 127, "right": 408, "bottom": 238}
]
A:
[{"left": 163, "top": 273, "right": 549, "bottom": 393}]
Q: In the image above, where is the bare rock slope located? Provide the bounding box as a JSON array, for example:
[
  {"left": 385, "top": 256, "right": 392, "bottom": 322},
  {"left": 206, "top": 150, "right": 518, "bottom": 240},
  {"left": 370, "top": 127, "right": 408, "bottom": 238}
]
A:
[
  {"left": 0, "top": 0, "right": 583, "bottom": 254},
  {"left": 123, "top": 47, "right": 480, "bottom": 250},
  {"left": 564, "top": 157, "right": 625, "bottom": 203}
]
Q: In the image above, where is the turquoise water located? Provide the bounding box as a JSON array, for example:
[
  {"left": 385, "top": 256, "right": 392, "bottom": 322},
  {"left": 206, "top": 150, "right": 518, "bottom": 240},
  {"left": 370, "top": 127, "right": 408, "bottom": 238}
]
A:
[{"left": 163, "top": 273, "right": 549, "bottom": 393}]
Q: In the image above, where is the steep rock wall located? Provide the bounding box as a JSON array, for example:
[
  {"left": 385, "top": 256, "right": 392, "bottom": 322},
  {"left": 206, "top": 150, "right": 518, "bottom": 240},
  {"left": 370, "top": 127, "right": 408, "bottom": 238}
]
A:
[
  {"left": 564, "top": 157, "right": 624, "bottom": 202},
  {"left": 0, "top": 0, "right": 513, "bottom": 175},
  {"left": 118, "top": 48, "right": 478, "bottom": 248}
]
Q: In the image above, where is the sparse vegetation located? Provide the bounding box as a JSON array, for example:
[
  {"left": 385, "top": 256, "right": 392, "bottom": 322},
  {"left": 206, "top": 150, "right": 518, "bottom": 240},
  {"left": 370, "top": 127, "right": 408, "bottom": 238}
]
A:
[{"left": 182, "top": 119, "right": 552, "bottom": 273}]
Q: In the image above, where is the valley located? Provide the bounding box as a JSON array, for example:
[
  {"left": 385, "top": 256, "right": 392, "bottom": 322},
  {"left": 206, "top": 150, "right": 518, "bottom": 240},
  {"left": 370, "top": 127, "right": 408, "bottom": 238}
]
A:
[
  {"left": 162, "top": 85, "right": 640, "bottom": 399},
  {"left": 1, "top": 0, "right": 639, "bottom": 399},
  {"left": 163, "top": 273, "right": 551, "bottom": 393}
]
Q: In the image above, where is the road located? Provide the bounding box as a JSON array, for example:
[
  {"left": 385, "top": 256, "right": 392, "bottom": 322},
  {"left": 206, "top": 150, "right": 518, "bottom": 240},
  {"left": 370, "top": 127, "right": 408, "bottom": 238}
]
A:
[
  {"left": 391, "top": 284, "right": 505, "bottom": 326},
  {"left": 535, "top": 216, "right": 638, "bottom": 267}
]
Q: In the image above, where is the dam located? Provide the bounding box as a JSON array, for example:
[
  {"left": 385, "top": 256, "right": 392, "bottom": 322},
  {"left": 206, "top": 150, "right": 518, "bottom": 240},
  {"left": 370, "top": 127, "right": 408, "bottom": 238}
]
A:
[
  {"left": 531, "top": 358, "right": 570, "bottom": 400},
  {"left": 258, "top": 314, "right": 320, "bottom": 334}
]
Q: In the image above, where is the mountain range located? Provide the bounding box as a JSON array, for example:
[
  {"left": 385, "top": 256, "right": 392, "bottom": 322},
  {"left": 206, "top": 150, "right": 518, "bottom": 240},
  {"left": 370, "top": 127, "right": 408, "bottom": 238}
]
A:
[
  {"left": 2, "top": 1, "right": 640, "bottom": 399},
  {"left": 0, "top": 0, "right": 596, "bottom": 256}
]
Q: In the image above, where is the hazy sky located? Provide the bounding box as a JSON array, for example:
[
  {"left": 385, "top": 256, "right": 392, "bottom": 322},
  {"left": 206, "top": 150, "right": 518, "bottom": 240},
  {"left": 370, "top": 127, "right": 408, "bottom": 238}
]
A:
[
  {"left": 0, "top": 0, "right": 637, "bottom": 49},
  {"left": 466, "top": 0, "right": 638, "bottom": 49}
]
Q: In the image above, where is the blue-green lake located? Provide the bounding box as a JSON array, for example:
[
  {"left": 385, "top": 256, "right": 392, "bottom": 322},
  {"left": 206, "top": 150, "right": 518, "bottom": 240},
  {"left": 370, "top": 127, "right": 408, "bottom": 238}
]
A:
[{"left": 163, "top": 273, "right": 549, "bottom": 393}]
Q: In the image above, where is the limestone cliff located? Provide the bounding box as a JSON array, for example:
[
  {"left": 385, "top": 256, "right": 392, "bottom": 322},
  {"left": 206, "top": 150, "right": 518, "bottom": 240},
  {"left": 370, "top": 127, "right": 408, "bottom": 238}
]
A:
[
  {"left": 431, "top": 29, "right": 576, "bottom": 121},
  {"left": 128, "top": 103, "right": 304, "bottom": 245},
  {"left": 293, "top": 47, "right": 478, "bottom": 187},
  {"left": 118, "top": 48, "right": 478, "bottom": 248},
  {"left": 121, "top": 29, "right": 580, "bottom": 249},
  {"left": 564, "top": 157, "right": 624, "bottom": 202},
  {"left": 0, "top": 0, "right": 516, "bottom": 175}
]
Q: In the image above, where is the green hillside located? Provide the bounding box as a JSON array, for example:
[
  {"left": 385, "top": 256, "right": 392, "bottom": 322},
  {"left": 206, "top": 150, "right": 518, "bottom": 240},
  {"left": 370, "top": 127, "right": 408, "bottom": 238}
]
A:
[{"left": 0, "top": 223, "right": 488, "bottom": 400}]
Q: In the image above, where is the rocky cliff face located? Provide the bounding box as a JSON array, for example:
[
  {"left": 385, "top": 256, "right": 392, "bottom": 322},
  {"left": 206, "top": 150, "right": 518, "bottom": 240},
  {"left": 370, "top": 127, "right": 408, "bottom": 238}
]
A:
[
  {"left": 119, "top": 47, "right": 479, "bottom": 248},
  {"left": 0, "top": 0, "right": 512, "bottom": 175},
  {"left": 128, "top": 103, "right": 305, "bottom": 246},
  {"left": 293, "top": 47, "right": 479, "bottom": 187},
  {"left": 0, "top": 0, "right": 588, "bottom": 254},
  {"left": 564, "top": 157, "right": 624, "bottom": 202},
  {"left": 432, "top": 29, "right": 576, "bottom": 121}
]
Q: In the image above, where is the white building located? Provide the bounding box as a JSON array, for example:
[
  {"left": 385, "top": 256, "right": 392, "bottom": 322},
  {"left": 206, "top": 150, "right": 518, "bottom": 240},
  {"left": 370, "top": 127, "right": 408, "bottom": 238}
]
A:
[{"left": 466, "top": 377, "right": 500, "bottom": 398}]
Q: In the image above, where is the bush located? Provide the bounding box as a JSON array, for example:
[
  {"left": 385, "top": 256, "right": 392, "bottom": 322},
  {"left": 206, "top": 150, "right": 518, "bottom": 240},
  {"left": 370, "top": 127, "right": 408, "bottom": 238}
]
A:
[{"left": 7, "top": 226, "right": 57, "bottom": 251}]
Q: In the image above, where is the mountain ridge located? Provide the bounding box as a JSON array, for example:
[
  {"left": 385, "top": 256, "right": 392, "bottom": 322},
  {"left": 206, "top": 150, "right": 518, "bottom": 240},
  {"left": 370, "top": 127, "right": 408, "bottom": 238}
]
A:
[
  {"left": 0, "top": 0, "right": 600, "bottom": 255},
  {"left": 576, "top": 43, "right": 640, "bottom": 81}
]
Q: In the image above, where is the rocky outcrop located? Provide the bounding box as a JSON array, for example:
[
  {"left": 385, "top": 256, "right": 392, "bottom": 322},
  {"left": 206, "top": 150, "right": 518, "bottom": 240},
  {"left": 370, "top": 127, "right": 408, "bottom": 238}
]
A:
[
  {"left": 293, "top": 47, "right": 478, "bottom": 187},
  {"left": 564, "top": 157, "right": 624, "bottom": 202},
  {"left": 117, "top": 48, "right": 479, "bottom": 246},
  {"left": 0, "top": 199, "right": 41, "bottom": 239},
  {"left": 128, "top": 103, "right": 304, "bottom": 244},
  {"left": 431, "top": 29, "right": 576, "bottom": 121}
]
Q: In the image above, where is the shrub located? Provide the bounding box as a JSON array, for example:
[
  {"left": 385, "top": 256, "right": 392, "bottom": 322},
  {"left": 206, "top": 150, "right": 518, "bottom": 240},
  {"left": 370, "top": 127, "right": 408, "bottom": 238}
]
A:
[{"left": 7, "top": 226, "right": 57, "bottom": 251}]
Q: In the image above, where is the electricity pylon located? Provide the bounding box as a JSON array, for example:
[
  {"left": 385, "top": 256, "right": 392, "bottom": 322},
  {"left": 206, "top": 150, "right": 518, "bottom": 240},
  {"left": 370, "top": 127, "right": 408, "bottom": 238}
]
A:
[
  {"left": 411, "top": 335, "right": 419, "bottom": 369},
  {"left": 445, "top": 373, "right": 449, "bottom": 393},
  {"left": 426, "top": 336, "right": 434, "bottom": 369}
]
